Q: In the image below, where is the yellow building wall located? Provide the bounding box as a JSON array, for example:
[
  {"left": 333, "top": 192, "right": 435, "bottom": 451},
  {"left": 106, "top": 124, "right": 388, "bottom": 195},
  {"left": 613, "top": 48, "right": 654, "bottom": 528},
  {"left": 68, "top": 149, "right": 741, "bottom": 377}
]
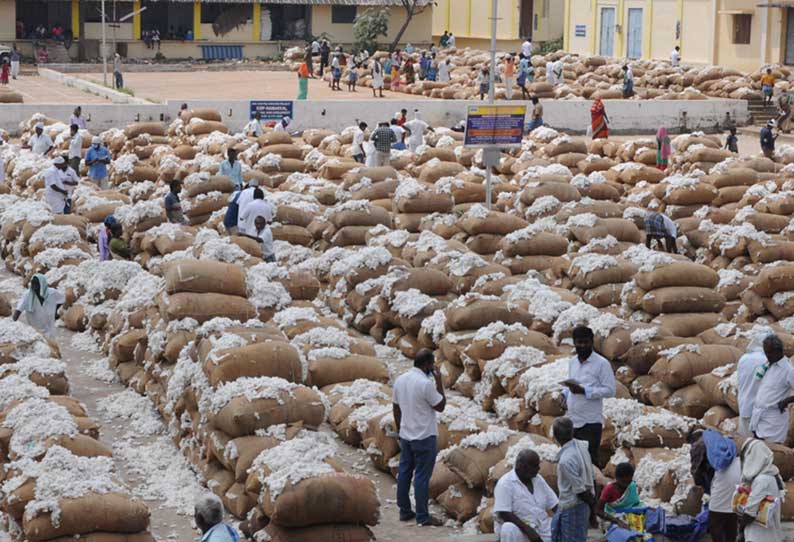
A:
[
  {"left": 534, "top": 0, "right": 564, "bottom": 42},
  {"left": 312, "top": 4, "right": 433, "bottom": 45},
  {"left": 650, "top": 0, "right": 677, "bottom": 60},
  {"left": 680, "top": 0, "right": 710, "bottom": 64},
  {"left": 434, "top": 0, "right": 563, "bottom": 43},
  {"left": 566, "top": 0, "right": 593, "bottom": 55},
  {"left": 0, "top": 0, "right": 15, "bottom": 41}
]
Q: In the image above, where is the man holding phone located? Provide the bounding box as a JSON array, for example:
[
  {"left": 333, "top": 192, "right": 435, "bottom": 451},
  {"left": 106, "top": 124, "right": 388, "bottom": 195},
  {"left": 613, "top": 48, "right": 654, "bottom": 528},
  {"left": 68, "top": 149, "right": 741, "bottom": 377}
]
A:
[{"left": 393, "top": 348, "right": 446, "bottom": 526}]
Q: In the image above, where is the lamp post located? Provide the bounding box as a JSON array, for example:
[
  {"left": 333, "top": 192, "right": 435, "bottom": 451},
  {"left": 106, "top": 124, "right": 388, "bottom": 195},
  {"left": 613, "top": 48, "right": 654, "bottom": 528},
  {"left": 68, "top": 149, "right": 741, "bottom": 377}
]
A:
[{"left": 101, "top": 0, "right": 107, "bottom": 86}]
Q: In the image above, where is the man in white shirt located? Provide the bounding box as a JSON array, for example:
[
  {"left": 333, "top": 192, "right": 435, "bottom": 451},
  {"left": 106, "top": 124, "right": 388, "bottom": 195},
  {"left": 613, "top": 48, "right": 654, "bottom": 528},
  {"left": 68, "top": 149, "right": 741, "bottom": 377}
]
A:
[
  {"left": 551, "top": 59, "right": 564, "bottom": 86},
  {"left": 494, "top": 449, "right": 558, "bottom": 542},
  {"left": 438, "top": 58, "right": 452, "bottom": 82},
  {"left": 311, "top": 40, "right": 320, "bottom": 55},
  {"left": 390, "top": 119, "right": 407, "bottom": 150},
  {"left": 404, "top": 111, "right": 433, "bottom": 153},
  {"left": 522, "top": 38, "right": 533, "bottom": 59},
  {"left": 239, "top": 187, "right": 275, "bottom": 237},
  {"left": 393, "top": 348, "right": 446, "bottom": 527},
  {"left": 241, "top": 214, "right": 275, "bottom": 263},
  {"left": 750, "top": 334, "right": 794, "bottom": 443},
  {"left": 273, "top": 116, "right": 291, "bottom": 133},
  {"left": 29, "top": 123, "right": 53, "bottom": 156},
  {"left": 671, "top": 46, "right": 681, "bottom": 67},
  {"left": 737, "top": 333, "right": 769, "bottom": 436},
  {"left": 563, "top": 325, "right": 616, "bottom": 465},
  {"left": 448, "top": 33, "right": 456, "bottom": 48},
  {"left": 245, "top": 112, "right": 264, "bottom": 138},
  {"left": 67, "top": 124, "right": 83, "bottom": 174},
  {"left": 43, "top": 156, "right": 75, "bottom": 214},
  {"left": 351, "top": 121, "right": 367, "bottom": 163}
]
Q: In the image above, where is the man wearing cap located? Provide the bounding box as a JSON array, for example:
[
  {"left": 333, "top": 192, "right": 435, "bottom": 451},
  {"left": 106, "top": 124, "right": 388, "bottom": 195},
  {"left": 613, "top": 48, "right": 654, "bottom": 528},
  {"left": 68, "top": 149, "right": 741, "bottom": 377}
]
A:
[
  {"left": 44, "top": 157, "right": 78, "bottom": 214},
  {"left": 238, "top": 187, "right": 275, "bottom": 238},
  {"left": 245, "top": 112, "right": 264, "bottom": 138},
  {"left": 85, "top": 136, "right": 111, "bottom": 189},
  {"left": 235, "top": 178, "right": 261, "bottom": 233},
  {"left": 404, "top": 112, "right": 433, "bottom": 153},
  {"left": 273, "top": 116, "right": 291, "bottom": 133},
  {"left": 67, "top": 124, "right": 83, "bottom": 174},
  {"left": 29, "top": 123, "right": 53, "bottom": 156},
  {"left": 761, "top": 120, "right": 778, "bottom": 159}
]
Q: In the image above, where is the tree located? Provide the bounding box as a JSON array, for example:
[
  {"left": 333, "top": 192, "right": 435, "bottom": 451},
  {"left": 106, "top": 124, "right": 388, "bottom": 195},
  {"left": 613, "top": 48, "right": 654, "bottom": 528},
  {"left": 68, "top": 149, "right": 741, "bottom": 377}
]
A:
[
  {"left": 353, "top": 8, "right": 389, "bottom": 54},
  {"left": 390, "top": 0, "right": 434, "bottom": 52}
]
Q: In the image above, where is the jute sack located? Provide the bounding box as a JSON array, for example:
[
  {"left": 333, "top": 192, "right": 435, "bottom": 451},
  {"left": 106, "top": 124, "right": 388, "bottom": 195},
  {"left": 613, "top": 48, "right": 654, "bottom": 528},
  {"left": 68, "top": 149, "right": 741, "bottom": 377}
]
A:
[
  {"left": 261, "top": 475, "right": 379, "bottom": 527},
  {"left": 437, "top": 483, "right": 481, "bottom": 522},
  {"left": 641, "top": 287, "right": 726, "bottom": 315},
  {"left": 229, "top": 436, "right": 280, "bottom": 482},
  {"left": 162, "top": 292, "right": 256, "bottom": 324},
  {"left": 418, "top": 162, "right": 466, "bottom": 183},
  {"left": 259, "top": 144, "right": 304, "bottom": 159},
  {"left": 261, "top": 524, "right": 373, "bottom": 542},
  {"left": 47, "top": 534, "right": 156, "bottom": 542},
  {"left": 211, "top": 386, "right": 326, "bottom": 437},
  {"left": 752, "top": 265, "right": 794, "bottom": 297},
  {"left": 665, "top": 384, "right": 710, "bottom": 418},
  {"left": 390, "top": 268, "right": 453, "bottom": 296},
  {"left": 693, "top": 373, "right": 729, "bottom": 407},
  {"left": 396, "top": 192, "right": 454, "bottom": 214},
  {"left": 23, "top": 493, "right": 150, "bottom": 542},
  {"left": 710, "top": 168, "right": 759, "bottom": 188},
  {"left": 258, "top": 131, "right": 293, "bottom": 146},
  {"left": 444, "top": 434, "right": 523, "bottom": 488},
  {"left": 635, "top": 262, "right": 719, "bottom": 290},
  {"left": 654, "top": 345, "right": 741, "bottom": 388},
  {"left": 446, "top": 300, "right": 533, "bottom": 331},
  {"left": 652, "top": 313, "right": 722, "bottom": 338},
  {"left": 569, "top": 259, "right": 636, "bottom": 289},
  {"left": 112, "top": 329, "right": 147, "bottom": 363},
  {"left": 163, "top": 259, "right": 246, "bottom": 297},
  {"left": 185, "top": 120, "right": 229, "bottom": 136},
  {"left": 458, "top": 211, "right": 528, "bottom": 236},
  {"left": 342, "top": 166, "right": 398, "bottom": 186},
  {"left": 601, "top": 218, "right": 642, "bottom": 243},
  {"left": 63, "top": 304, "right": 87, "bottom": 332},
  {"left": 124, "top": 122, "right": 165, "bottom": 138},
  {"left": 204, "top": 342, "right": 303, "bottom": 386},
  {"left": 749, "top": 240, "right": 794, "bottom": 264},
  {"left": 466, "top": 329, "right": 557, "bottom": 363},
  {"left": 329, "top": 205, "right": 391, "bottom": 229},
  {"left": 499, "top": 231, "right": 568, "bottom": 257},
  {"left": 429, "top": 461, "right": 465, "bottom": 499},
  {"left": 307, "top": 354, "right": 390, "bottom": 388},
  {"left": 184, "top": 176, "right": 235, "bottom": 198},
  {"left": 519, "top": 181, "right": 580, "bottom": 205},
  {"left": 584, "top": 283, "right": 624, "bottom": 308}
]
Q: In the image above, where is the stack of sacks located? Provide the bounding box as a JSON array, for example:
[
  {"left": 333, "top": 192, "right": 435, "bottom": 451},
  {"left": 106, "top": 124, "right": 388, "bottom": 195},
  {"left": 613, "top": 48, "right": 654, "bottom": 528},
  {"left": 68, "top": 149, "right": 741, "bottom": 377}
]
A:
[
  {"left": 243, "top": 431, "right": 380, "bottom": 542},
  {"left": 564, "top": 252, "right": 637, "bottom": 310},
  {"left": 420, "top": 238, "right": 512, "bottom": 294},
  {"left": 180, "top": 172, "right": 235, "bottom": 226},
  {"left": 268, "top": 192, "right": 321, "bottom": 247},
  {"left": 108, "top": 153, "right": 159, "bottom": 186},
  {"left": 137, "top": 222, "right": 198, "bottom": 271},
  {"left": 317, "top": 200, "right": 392, "bottom": 248},
  {"left": 454, "top": 204, "right": 528, "bottom": 257},
  {"left": 392, "top": 178, "right": 453, "bottom": 233},
  {"left": 493, "top": 221, "right": 568, "bottom": 275},
  {"left": 71, "top": 184, "right": 130, "bottom": 224}
]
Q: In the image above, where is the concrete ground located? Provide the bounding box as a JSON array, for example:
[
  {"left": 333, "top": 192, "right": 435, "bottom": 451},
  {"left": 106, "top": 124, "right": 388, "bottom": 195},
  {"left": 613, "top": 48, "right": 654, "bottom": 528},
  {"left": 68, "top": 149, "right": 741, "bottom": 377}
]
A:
[
  {"left": 71, "top": 70, "right": 432, "bottom": 103},
  {"left": 5, "top": 74, "right": 112, "bottom": 104}
]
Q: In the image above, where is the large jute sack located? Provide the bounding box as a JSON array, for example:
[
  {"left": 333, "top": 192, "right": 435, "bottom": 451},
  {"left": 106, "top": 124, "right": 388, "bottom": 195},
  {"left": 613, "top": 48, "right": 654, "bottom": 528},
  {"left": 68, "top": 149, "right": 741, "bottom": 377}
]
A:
[
  {"left": 261, "top": 524, "right": 373, "bottom": 542},
  {"left": 519, "top": 181, "right": 580, "bottom": 205},
  {"left": 688, "top": 147, "right": 732, "bottom": 163},
  {"left": 204, "top": 342, "right": 302, "bottom": 386},
  {"left": 261, "top": 475, "right": 379, "bottom": 527},
  {"left": 569, "top": 258, "right": 636, "bottom": 289},
  {"left": 303, "top": 128, "right": 336, "bottom": 147},
  {"left": 342, "top": 167, "right": 399, "bottom": 186},
  {"left": 185, "top": 120, "right": 229, "bottom": 136},
  {"left": 665, "top": 384, "right": 710, "bottom": 418},
  {"left": 437, "top": 483, "right": 481, "bottom": 522},
  {"left": 163, "top": 259, "right": 246, "bottom": 297},
  {"left": 446, "top": 300, "right": 532, "bottom": 331},
  {"left": 124, "top": 122, "right": 165, "bottom": 138},
  {"left": 458, "top": 211, "right": 528, "bottom": 236},
  {"left": 47, "top": 534, "right": 155, "bottom": 542},
  {"left": 444, "top": 434, "right": 522, "bottom": 488},
  {"left": 184, "top": 175, "right": 235, "bottom": 198},
  {"left": 329, "top": 205, "right": 391, "bottom": 229},
  {"left": 749, "top": 240, "right": 794, "bottom": 264},
  {"left": 185, "top": 108, "right": 222, "bottom": 122},
  {"left": 601, "top": 218, "right": 642, "bottom": 243},
  {"left": 653, "top": 345, "right": 741, "bottom": 388},
  {"left": 396, "top": 192, "right": 454, "bottom": 214},
  {"left": 652, "top": 313, "right": 722, "bottom": 338},
  {"left": 752, "top": 265, "right": 794, "bottom": 296},
  {"left": 635, "top": 262, "right": 719, "bottom": 290},
  {"left": 212, "top": 386, "right": 325, "bottom": 437},
  {"left": 544, "top": 139, "right": 588, "bottom": 157},
  {"left": 710, "top": 168, "right": 759, "bottom": 188},
  {"left": 641, "top": 287, "right": 726, "bottom": 315},
  {"left": 258, "top": 131, "right": 293, "bottom": 146},
  {"left": 23, "top": 493, "right": 150, "bottom": 542},
  {"left": 664, "top": 184, "right": 717, "bottom": 205},
  {"left": 418, "top": 162, "right": 466, "bottom": 183},
  {"left": 499, "top": 231, "right": 568, "bottom": 257},
  {"left": 162, "top": 292, "right": 256, "bottom": 324},
  {"left": 307, "top": 355, "right": 390, "bottom": 388}
]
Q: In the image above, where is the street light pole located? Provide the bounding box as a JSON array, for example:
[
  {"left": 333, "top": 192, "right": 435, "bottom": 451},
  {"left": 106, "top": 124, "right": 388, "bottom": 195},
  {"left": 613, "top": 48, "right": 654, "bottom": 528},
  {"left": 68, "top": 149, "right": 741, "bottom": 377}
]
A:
[
  {"left": 101, "top": 0, "right": 108, "bottom": 86},
  {"left": 485, "top": 0, "right": 498, "bottom": 208}
]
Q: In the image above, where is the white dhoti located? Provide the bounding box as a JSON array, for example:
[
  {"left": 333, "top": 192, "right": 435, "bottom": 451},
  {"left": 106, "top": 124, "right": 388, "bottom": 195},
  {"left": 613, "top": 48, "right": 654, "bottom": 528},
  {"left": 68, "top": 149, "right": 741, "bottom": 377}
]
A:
[
  {"left": 10, "top": 60, "right": 19, "bottom": 78},
  {"left": 44, "top": 189, "right": 66, "bottom": 214},
  {"left": 738, "top": 416, "right": 753, "bottom": 437},
  {"left": 751, "top": 406, "right": 789, "bottom": 444},
  {"left": 504, "top": 76, "right": 514, "bottom": 100},
  {"left": 498, "top": 522, "right": 530, "bottom": 542}
]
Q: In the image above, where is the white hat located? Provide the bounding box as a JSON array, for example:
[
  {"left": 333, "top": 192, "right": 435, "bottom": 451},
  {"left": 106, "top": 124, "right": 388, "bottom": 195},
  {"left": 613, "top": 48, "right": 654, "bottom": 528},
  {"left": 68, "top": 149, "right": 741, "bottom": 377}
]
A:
[
  {"left": 92, "top": 136, "right": 101, "bottom": 145},
  {"left": 53, "top": 156, "right": 65, "bottom": 165},
  {"left": 282, "top": 116, "right": 291, "bottom": 125},
  {"left": 248, "top": 178, "right": 259, "bottom": 187},
  {"left": 768, "top": 119, "right": 777, "bottom": 128},
  {"left": 35, "top": 123, "right": 44, "bottom": 130}
]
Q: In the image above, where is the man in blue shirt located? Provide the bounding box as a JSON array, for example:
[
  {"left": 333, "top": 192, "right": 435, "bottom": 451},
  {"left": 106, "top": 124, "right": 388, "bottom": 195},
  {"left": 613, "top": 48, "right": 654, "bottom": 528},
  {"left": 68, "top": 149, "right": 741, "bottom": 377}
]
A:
[
  {"left": 195, "top": 494, "right": 239, "bottom": 542},
  {"left": 761, "top": 120, "right": 778, "bottom": 159},
  {"left": 85, "top": 136, "right": 111, "bottom": 189},
  {"left": 219, "top": 148, "right": 243, "bottom": 189}
]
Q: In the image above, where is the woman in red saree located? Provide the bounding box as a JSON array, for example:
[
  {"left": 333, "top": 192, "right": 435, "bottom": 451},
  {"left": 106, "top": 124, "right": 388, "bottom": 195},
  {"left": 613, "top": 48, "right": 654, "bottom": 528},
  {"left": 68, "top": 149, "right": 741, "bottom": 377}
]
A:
[{"left": 591, "top": 98, "right": 609, "bottom": 139}]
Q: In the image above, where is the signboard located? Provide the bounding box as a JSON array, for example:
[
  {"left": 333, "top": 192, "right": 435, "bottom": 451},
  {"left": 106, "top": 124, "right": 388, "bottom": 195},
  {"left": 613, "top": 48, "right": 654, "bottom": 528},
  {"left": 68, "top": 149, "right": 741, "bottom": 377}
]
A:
[
  {"left": 249, "top": 100, "right": 293, "bottom": 121},
  {"left": 575, "top": 24, "right": 587, "bottom": 37},
  {"left": 464, "top": 105, "right": 527, "bottom": 148}
]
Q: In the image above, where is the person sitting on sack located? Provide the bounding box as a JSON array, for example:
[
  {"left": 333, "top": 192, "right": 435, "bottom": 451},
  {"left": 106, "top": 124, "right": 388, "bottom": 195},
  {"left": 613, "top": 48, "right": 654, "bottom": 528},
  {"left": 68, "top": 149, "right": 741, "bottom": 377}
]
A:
[
  {"left": 240, "top": 214, "right": 275, "bottom": 263},
  {"left": 108, "top": 222, "right": 131, "bottom": 260},
  {"left": 97, "top": 215, "right": 116, "bottom": 261},
  {"left": 195, "top": 493, "right": 240, "bottom": 542},
  {"left": 493, "top": 449, "right": 558, "bottom": 542},
  {"left": 165, "top": 179, "right": 187, "bottom": 224},
  {"left": 643, "top": 211, "right": 678, "bottom": 254},
  {"left": 12, "top": 273, "right": 65, "bottom": 339},
  {"left": 749, "top": 334, "right": 794, "bottom": 444}
]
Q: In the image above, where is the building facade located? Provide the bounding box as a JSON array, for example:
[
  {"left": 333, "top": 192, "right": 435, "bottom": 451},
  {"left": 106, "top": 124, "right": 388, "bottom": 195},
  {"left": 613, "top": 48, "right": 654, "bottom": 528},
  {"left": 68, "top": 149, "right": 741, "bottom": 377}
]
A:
[
  {"left": 563, "top": 0, "right": 794, "bottom": 73},
  {"left": 432, "top": 0, "right": 563, "bottom": 51},
  {"left": 0, "top": 0, "right": 433, "bottom": 60}
]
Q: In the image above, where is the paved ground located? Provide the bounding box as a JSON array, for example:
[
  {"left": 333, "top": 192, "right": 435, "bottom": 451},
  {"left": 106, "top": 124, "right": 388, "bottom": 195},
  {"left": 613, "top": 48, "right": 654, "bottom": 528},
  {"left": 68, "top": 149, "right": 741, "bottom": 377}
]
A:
[
  {"left": 72, "top": 70, "right": 432, "bottom": 103},
  {"left": 5, "top": 74, "right": 112, "bottom": 104}
]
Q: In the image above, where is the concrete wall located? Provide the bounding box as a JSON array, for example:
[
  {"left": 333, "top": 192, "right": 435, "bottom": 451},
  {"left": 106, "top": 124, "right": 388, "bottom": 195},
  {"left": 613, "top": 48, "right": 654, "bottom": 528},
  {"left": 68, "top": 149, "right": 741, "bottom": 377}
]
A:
[
  {"left": 0, "top": 97, "right": 748, "bottom": 136},
  {"left": 311, "top": 5, "right": 433, "bottom": 46}
]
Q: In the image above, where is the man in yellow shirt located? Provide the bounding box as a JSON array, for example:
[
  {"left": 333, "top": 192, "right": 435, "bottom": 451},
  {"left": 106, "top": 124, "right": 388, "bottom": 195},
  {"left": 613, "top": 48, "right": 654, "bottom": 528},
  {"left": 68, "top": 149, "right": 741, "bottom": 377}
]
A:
[{"left": 761, "top": 68, "right": 776, "bottom": 107}]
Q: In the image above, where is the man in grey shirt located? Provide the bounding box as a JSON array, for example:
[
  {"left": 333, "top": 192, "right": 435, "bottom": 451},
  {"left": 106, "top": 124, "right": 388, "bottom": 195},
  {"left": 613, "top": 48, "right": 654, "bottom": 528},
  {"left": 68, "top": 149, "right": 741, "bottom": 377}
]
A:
[
  {"left": 113, "top": 53, "right": 123, "bottom": 89},
  {"left": 551, "top": 417, "right": 595, "bottom": 542}
]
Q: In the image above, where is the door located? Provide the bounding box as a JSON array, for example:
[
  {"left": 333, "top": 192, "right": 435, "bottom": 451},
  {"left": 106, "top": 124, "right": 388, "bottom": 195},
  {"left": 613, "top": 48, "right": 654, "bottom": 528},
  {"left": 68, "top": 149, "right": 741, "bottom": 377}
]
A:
[
  {"left": 626, "top": 8, "right": 643, "bottom": 59},
  {"left": 599, "top": 7, "right": 615, "bottom": 57},
  {"left": 519, "top": 0, "right": 533, "bottom": 39},
  {"left": 786, "top": 8, "right": 794, "bottom": 65}
]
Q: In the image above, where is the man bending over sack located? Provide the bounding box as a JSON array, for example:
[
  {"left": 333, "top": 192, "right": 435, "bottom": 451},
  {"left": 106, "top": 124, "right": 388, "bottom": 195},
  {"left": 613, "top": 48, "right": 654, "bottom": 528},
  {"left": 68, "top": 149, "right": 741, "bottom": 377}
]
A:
[
  {"left": 493, "top": 449, "right": 558, "bottom": 542},
  {"left": 195, "top": 493, "right": 239, "bottom": 542}
]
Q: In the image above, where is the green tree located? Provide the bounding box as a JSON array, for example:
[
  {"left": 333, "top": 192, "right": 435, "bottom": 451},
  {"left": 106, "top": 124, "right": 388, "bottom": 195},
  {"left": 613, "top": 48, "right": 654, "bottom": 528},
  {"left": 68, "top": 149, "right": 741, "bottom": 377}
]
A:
[
  {"left": 353, "top": 8, "right": 389, "bottom": 53},
  {"left": 390, "top": 0, "right": 434, "bottom": 53}
]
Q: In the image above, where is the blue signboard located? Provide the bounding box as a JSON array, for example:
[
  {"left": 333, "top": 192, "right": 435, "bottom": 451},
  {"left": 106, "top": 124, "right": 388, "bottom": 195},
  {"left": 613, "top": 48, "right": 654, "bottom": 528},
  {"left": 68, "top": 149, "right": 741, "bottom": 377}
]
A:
[
  {"left": 464, "top": 105, "right": 527, "bottom": 148},
  {"left": 575, "top": 25, "right": 587, "bottom": 37},
  {"left": 249, "top": 100, "right": 293, "bottom": 121}
]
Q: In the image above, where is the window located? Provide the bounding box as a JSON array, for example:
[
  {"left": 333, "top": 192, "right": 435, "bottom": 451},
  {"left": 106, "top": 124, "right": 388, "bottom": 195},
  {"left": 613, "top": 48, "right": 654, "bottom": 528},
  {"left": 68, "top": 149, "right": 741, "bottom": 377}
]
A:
[
  {"left": 332, "top": 5, "right": 357, "bottom": 24},
  {"left": 201, "top": 3, "right": 252, "bottom": 24},
  {"left": 733, "top": 14, "right": 752, "bottom": 44}
]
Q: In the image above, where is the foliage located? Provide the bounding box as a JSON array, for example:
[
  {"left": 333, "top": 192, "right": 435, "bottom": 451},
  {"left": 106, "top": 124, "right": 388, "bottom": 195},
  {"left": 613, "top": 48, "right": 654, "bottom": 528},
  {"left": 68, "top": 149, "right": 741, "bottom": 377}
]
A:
[
  {"left": 389, "top": 0, "right": 432, "bottom": 53},
  {"left": 353, "top": 8, "right": 389, "bottom": 54},
  {"left": 537, "top": 37, "right": 564, "bottom": 56}
]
